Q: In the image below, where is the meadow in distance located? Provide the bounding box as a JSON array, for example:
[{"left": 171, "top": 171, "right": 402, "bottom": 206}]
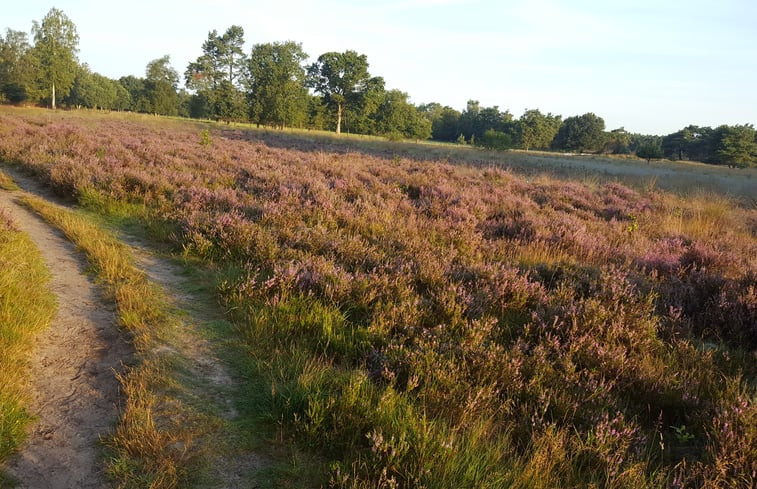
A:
[{"left": 0, "top": 5, "right": 756, "bottom": 489}]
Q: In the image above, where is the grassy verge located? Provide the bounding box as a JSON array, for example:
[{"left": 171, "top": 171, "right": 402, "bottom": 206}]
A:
[
  {"left": 76, "top": 191, "right": 331, "bottom": 488},
  {"left": 0, "top": 205, "right": 56, "bottom": 486},
  {"left": 19, "top": 195, "right": 216, "bottom": 489},
  {"left": 0, "top": 171, "right": 19, "bottom": 191}
]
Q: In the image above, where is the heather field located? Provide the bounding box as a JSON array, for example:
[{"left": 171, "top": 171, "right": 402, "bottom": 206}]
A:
[{"left": 1, "top": 107, "right": 756, "bottom": 488}]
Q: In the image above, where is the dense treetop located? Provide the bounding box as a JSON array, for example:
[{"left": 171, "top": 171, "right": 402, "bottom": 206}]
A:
[{"left": 0, "top": 8, "right": 755, "bottom": 167}]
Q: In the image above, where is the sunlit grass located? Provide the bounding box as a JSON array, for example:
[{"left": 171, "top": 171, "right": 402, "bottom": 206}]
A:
[{"left": 0, "top": 204, "right": 56, "bottom": 480}]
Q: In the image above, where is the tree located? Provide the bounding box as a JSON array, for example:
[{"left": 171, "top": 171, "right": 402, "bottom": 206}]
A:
[
  {"left": 374, "top": 89, "right": 430, "bottom": 140},
  {"left": 345, "top": 75, "right": 385, "bottom": 134},
  {"left": 418, "top": 104, "right": 460, "bottom": 142},
  {"left": 477, "top": 129, "right": 513, "bottom": 150},
  {"left": 144, "top": 55, "right": 179, "bottom": 116},
  {"left": 307, "top": 50, "right": 370, "bottom": 134},
  {"left": 662, "top": 126, "right": 694, "bottom": 160},
  {"left": 518, "top": 109, "right": 561, "bottom": 151},
  {"left": 218, "top": 25, "right": 246, "bottom": 85},
  {"left": 247, "top": 41, "right": 308, "bottom": 128},
  {"left": 214, "top": 79, "right": 247, "bottom": 122},
  {"left": 715, "top": 124, "right": 757, "bottom": 168},
  {"left": 636, "top": 139, "right": 663, "bottom": 163},
  {"left": 553, "top": 112, "right": 606, "bottom": 152},
  {"left": 32, "top": 8, "right": 79, "bottom": 109},
  {"left": 0, "top": 29, "right": 39, "bottom": 103},
  {"left": 458, "top": 101, "right": 515, "bottom": 142},
  {"left": 185, "top": 26, "right": 247, "bottom": 121},
  {"left": 119, "top": 75, "right": 147, "bottom": 112},
  {"left": 603, "top": 127, "right": 632, "bottom": 154}
]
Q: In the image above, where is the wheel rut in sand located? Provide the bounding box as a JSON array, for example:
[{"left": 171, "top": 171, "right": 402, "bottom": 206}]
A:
[
  {"left": 121, "top": 237, "right": 266, "bottom": 488},
  {"left": 0, "top": 186, "right": 131, "bottom": 489}
]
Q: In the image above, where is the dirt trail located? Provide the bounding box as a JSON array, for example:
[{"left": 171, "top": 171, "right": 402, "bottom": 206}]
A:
[
  {"left": 122, "top": 237, "right": 264, "bottom": 488},
  {"left": 4, "top": 167, "right": 262, "bottom": 487},
  {"left": 0, "top": 185, "right": 131, "bottom": 488}
]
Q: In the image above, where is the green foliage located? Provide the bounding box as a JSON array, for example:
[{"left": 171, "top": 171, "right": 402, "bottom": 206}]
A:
[
  {"left": 459, "top": 100, "right": 516, "bottom": 143},
  {"left": 419, "top": 103, "right": 462, "bottom": 142},
  {"left": 32, "top": 8, "right": 79, "bottom": 109},
  {"left": 715, "top": 124, "right": 756, "bottom": 168},
  {"left": 519, "top": 109, "right": 562, "bottom": 151},
  {"left": 373, "top": 89, "right": 431, "bottom": 140},
  {"left": 0, "top": 29, "right": 39, "bottom": 103},
  {"left": 636, "top": 139, "right": 664, "bottom": 162},
  {"left": 344, "top": 76, "right": 385, "bottom": 134},
  {"left": 213, "top": 79, "right": 246, "bottom": 122},
  {"left": 247, "top": 41, "right": 309, "bottom": 128},
  {"left": 661, "top": 124, "right": 756, "bottom": 167},
  {"left": 66, "top": 65, "right": 127, "bottom": 110},
  {"left": 553, "top": 112, "right": 606, "bottom": 152},
  {"left": 307, "top": 50, "right": 371, "bottom": 134},
  {"left": 604, "top": 127, "right": 632, "bottom": 154},
  {"left": 144, "top": 55, "right": 180, "bottom": 116},
  {"left": 476, "top": 129, "right": 513, "bottom": 150},
  {"left": 185, "top": 26, "right": 248, "bottom": 122},
  {"left": 199, "top": 129, "right": 212, "bottom": 146}
]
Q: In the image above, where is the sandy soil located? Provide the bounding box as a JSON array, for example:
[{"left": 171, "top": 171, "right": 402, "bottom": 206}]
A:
[{"left": 0, "top": 183, "right": 131, "bottom": 488}]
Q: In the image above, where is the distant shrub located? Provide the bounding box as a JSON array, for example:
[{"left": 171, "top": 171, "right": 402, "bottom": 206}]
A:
[{"left": 476, "top": 129, "right": 513, "bottom": 150}]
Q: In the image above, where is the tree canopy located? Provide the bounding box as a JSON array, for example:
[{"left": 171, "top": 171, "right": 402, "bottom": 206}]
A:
[
  {"left": 307, "top": 50, "right": 370, "bottom": 134},
  {"left": 553, "top": 112, "right": 606, "bottom": 152},
  {"left": 185, "top": 26, "right": 247, "bottom": 121},
  {"left": 247, "top": 41, "right": 308, "bottom": 128},
  {"left": 32, "top": 8, "right": 79, "bottom": 109},
  {"left": 519, "top": 109, "right": 561, "bottom": 151}
]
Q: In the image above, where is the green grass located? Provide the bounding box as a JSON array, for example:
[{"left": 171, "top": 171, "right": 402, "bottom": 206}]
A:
[{"left": 0, "top": 203, "right": 56, "bottom": 486}]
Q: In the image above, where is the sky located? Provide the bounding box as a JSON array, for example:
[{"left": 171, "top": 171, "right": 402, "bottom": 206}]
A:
[{"left": 4, "top": 0, "right": 757, "bottom": 135}]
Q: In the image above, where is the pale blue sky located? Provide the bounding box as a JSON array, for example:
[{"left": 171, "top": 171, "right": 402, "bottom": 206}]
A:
[{"left": 4, "top": 0, "right": 756, "bottom": 135}]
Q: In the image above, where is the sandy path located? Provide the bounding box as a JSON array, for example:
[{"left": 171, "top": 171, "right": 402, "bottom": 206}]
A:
[{"left": 0, "top": 185, "right": 130, "bottom": 488}]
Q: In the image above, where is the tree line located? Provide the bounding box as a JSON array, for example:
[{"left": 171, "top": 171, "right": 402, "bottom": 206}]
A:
[{"left": 1, "top": 8, "right": 755, "bottom": 167}]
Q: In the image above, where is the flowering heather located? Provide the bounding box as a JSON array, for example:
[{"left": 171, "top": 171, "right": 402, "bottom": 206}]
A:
[{"left": 1, "top": 108, "right": 755, "bottom": 487}]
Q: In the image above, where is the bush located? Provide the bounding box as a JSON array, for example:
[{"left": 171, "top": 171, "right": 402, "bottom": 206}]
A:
[{"left": 476, "top": 129, "right": 513, "bottom": 150}]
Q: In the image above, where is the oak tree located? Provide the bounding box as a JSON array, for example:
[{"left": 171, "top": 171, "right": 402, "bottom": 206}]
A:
[{"left": 307, "top": 50, "right": 370, "bottom": 134}]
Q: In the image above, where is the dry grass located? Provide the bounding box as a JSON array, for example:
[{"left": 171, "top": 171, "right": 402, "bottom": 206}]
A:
[{"left": 0, "top": 200, "right": 56, "bottom": 482}]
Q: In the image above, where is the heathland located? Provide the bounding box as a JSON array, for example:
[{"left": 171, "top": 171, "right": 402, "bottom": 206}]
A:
[{"left": 0, "top": 106, "right": 755, "bottom": 488}]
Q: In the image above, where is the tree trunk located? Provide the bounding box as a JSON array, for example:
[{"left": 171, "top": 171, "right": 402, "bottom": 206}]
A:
[
  {"left": 336, "top": 103, "right": 342, "bottom": 135},
  {"left": 52, "top": 82, "right": 56, "bottom": 110}
]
